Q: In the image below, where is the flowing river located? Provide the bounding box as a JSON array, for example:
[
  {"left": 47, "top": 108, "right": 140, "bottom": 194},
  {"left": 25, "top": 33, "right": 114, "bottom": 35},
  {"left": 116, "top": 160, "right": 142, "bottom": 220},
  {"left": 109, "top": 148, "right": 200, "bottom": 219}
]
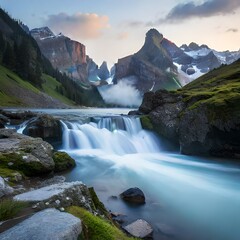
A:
[{"left": 13, "top": 108, "right": 240, "bottom": 240}]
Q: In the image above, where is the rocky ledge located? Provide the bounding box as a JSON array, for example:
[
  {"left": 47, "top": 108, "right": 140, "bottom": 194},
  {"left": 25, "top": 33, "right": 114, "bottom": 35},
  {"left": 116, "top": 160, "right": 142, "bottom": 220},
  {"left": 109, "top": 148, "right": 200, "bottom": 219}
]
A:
[{"left": 136, "top": 60, "right": 240, "bottom": 160}]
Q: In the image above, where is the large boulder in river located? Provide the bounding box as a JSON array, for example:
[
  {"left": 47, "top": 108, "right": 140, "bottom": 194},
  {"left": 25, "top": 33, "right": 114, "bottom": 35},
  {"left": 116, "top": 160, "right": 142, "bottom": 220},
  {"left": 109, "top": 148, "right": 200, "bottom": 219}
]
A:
[
  {"left": 52, "top": 151, "right": 76, "bottom": 172},
  {"left": 0, "top": 208, "right": 82, "bottom": 240},
  {"left": 0, "top": 129, "right": 55, "bottom": 176},
  {"left": 23, "top": 115, "right": 62, "bottom": 144},
  {"left": 120, "top": 187, "right": 145, "bottom": 204},
  {"left": 137, "top": 60, "right": 240, "bottom": 160}
]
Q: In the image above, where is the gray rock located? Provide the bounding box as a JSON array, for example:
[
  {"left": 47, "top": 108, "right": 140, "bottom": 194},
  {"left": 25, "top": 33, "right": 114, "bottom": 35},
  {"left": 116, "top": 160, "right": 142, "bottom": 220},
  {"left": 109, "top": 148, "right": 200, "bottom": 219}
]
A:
[
  {"left": 14, "top": 181, "right": 93, "bottom": 212},
  {"left": 0, "top": 129, "right": 55, "bottom": 176},
  {"left": 0, "top": 176, "right": 14, "bottom": 198},
  {"left": 0, "top": 208, "right": 82, "bottom": 240},
  {"left": 123, "top": 219, "right": 153, "bottom": 238}
]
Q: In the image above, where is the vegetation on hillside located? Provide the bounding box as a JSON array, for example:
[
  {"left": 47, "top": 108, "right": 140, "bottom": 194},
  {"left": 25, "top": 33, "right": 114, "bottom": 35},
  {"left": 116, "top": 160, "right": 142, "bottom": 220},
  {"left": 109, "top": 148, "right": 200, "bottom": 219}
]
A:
[{"left": 0, "top": 8, "right": 104, "bottom": 107}]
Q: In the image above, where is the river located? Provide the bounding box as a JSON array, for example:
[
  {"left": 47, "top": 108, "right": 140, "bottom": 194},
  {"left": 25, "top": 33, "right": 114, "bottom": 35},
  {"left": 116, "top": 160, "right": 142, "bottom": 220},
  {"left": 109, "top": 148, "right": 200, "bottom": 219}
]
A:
[{"left": 12, "top": 108, "right": 240, "bottom": 240}]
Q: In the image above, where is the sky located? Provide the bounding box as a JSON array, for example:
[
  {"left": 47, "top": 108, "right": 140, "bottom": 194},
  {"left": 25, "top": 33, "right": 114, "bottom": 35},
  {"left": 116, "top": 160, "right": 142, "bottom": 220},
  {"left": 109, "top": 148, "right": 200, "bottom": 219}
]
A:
[{"left": 1, "top": 0, "right": 240, "bottom": 66}]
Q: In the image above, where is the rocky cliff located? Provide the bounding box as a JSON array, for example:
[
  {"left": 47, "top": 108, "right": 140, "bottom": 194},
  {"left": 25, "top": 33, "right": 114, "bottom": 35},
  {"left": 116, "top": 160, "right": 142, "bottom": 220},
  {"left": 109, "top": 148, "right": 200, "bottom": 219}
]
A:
[
  {"left": 137, "top": 59, "right": 240, "bottom": 160},
  {"left": 31, "top": 27, "right": 90, "bottom": 86},
  {"left": 113, "top": 29, "right": 181, "bottom": 93}
]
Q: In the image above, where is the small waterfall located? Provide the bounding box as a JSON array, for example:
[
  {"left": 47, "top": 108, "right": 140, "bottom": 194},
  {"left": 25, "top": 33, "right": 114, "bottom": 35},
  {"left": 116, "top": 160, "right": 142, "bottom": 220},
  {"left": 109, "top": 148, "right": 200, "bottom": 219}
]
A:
[{"left": 60, "top": 117, "right": 160, "bottom": 155}]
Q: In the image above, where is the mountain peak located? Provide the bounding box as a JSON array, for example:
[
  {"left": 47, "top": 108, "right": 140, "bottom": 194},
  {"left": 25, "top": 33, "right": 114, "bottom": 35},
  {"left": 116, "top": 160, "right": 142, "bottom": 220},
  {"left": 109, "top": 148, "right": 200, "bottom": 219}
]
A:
[
  {"left": 145, "top": 28, "right": 163, "bottom": 47},
  {"left": 31, "top": 27, "right": 55, "bottom": 39}
]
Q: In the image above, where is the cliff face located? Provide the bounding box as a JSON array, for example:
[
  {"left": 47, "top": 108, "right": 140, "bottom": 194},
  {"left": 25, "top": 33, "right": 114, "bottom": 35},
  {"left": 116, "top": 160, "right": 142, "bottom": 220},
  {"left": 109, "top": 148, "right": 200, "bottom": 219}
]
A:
[
  {"left": 31, "top": 27, "right": 89, "bottom": 86},
  {"left": 113, "top": 29, "right": 181, "bottom": 93},
  {"left": 137, "top": 59, "right": 240, "bottom": 160}
]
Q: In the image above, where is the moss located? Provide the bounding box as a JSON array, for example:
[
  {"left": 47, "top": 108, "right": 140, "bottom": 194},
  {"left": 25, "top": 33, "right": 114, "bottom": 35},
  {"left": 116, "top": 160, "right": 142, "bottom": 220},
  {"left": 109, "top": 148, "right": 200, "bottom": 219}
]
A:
[
  {"left": 67, "top": 206, "right": 137, "bottom": 240},
  {"left": 0, "top": 199, "right": 28, "bottom": 221},
  {"left": 140, "top": 116, "right": 153, "bottom": 130},
  {"left": 88, "top": 187, "right": 109, "bottom": 218},
  {"left": 53, "top": 151, "right": 76, "bottom": 172},
  {"left": 0, "top": 152, "right": 49, "bottom": 177}
]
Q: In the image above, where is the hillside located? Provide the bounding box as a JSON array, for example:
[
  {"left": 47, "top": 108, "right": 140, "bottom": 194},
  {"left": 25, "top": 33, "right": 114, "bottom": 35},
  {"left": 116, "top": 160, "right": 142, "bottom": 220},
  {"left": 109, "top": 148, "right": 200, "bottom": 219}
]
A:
[
  {"left": 0, "top": 65, "right": 74, "bottom": 107},
  {"left": 138, "top": 59, "right": 240, "bottom": 159},
  {"left": 0, "top": 8, "right": 104, "bottom": 107}
]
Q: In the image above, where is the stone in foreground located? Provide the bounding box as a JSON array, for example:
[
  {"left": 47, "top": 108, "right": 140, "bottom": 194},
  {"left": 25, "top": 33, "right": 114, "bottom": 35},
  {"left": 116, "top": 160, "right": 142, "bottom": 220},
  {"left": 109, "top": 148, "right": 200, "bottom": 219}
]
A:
[
  {"left": 0, "top": 176, "right": 13, "bottom": 198},
  {"left": 123, "top": 219, "right": 153, "bottom": 238},
  {"left": 120, "top": 187, "right": 145, "bottom": 204},
  {"left": 0, "top": 208, "right": 82, "bottom": 240}
]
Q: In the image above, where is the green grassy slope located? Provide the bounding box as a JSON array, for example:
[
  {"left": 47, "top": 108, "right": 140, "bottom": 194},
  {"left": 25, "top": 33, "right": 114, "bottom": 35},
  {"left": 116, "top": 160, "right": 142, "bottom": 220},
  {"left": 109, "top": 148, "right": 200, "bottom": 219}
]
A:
[
  {"left": 177, "top": 59, "right": 240, "bottom": 115},
  {"left": 0, "top": 65, "right": 74, "bottom": 107},
  {"left": 41, "top": 74, "right": 74, "bottom": 105}
]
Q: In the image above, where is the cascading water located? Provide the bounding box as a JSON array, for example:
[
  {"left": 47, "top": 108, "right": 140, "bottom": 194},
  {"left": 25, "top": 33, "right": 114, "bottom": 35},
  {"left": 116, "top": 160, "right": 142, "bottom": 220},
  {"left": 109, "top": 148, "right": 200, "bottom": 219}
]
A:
[{"left": 60, "top": 116, "right": 161, "bottom": 155}]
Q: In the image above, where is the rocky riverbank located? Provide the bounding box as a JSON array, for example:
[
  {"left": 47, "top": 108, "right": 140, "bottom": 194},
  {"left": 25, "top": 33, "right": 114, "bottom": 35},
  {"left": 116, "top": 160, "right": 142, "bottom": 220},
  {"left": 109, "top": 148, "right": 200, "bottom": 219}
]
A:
[
  {"left": 134, "top": 60, "right": 240, "bottom": 160},
  {"left": 0, "top": 110, "right": 152, "bottom": 239}
]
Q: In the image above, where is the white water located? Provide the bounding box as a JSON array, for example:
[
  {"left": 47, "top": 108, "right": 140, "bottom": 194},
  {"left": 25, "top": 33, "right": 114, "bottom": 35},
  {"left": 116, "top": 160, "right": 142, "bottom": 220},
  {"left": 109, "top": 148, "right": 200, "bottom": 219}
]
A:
[
  {"left": 59, "top": 114, "right": 240, "bottom": 240},
  {"left": 60, "top": 117, "right": 160, "bottom": 155}
]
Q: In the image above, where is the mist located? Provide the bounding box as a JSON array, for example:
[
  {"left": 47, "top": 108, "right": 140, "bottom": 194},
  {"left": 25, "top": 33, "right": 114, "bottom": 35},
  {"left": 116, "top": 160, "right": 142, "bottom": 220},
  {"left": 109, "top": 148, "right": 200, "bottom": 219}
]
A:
[{"left": 98, "top": 76, "right": 142, "bottom": 107}]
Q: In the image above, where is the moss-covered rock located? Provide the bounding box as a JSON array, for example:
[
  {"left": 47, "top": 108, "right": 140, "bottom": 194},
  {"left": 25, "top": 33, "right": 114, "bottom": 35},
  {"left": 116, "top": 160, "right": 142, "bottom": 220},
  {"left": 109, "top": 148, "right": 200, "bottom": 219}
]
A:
[
  {"left": 140, "top": 116, "right": 153, "bottom": 130},
  {"left": 67, "top": 206, "right": 137, "bottom": 240},
  {"left": 53, "top": 151, "right": 76, "bottom": 172},
  {"left": 138, "top": 60, "right": 240, "bottom": 159}
]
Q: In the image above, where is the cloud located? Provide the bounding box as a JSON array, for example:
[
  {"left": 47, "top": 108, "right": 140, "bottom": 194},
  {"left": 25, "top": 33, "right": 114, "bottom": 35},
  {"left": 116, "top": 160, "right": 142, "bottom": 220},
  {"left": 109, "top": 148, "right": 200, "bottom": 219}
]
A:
[
  {"left": 226, "top": 28, "right": 238, "bottom": 33},
  {"left": 45, "top": 12, "right": 110, "bottom": 39},
  {"left": 98, "top": 77, "right": 142, "bottom": 107},
  {"left": 117, "top": 32, "right": 129, "bottom": 40},
  {"left": 155, "top": 0, "right": 240, "bottom": 24}
]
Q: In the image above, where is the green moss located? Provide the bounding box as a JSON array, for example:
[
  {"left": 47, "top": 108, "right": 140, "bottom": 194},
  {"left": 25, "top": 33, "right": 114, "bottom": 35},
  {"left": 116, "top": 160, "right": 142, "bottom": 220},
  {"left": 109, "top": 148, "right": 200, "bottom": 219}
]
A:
[
  {"left": 0, "top": 152, "right": 49, "bottom": 177},
  {"left": 0, "top": 199, "right": 28, "bottom": 221},
  {"left": 88, "top": 187, "right": 109, "bottom": 218},
  {"left": 67, "top": 206, "right": 137, "bottom": 240},
  {"left": 140, "top": 116, "right": 153, "bottom": 130},
  {"left": 53, "top": 151, "right": 76, "bottom": 172}
]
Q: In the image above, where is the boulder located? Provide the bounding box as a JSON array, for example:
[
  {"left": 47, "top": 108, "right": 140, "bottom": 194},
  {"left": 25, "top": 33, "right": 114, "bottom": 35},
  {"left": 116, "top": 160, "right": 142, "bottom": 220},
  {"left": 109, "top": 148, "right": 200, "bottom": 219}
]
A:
[
  {"left": 52, "top": 151, "right": 76, "bottom": 172},
  {"left": 120, "top": 187, "right": 145, "bottom": 204},
  {"left": 0, "top": 176, "right": 14, "bottom": 198},
  {"left": 0, "top": 129, "right": 54, "bottom": 176},
  {"left": 14, "top": 181, "right": 93, "bottom": 212},
  {"left": 23, "top": 115, "right": 62, "bottom": 144},
  {"left": 0, "top": 208, "right": 82, "bottom": 240},
  {"left": 123, "top": 219, "right": 153, "bottom": 238}
]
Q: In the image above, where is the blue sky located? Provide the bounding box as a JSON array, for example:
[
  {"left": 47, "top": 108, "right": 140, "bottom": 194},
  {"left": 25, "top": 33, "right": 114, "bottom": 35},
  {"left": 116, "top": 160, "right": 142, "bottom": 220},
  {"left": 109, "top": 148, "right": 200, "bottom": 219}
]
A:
[{"left": 1, "top": 0, "right": 240, "bottom": 65}]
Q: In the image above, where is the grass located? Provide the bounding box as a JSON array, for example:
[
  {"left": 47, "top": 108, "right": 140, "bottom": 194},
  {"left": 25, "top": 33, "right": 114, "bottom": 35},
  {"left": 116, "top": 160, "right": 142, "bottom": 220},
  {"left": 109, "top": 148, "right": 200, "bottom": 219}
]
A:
[
  {"left": 0, "top": 199, "right": 27, "bottom": 221},
  {"left": 67, "top": 206, "right": 137, "bottom": 240},
  {"left": 178, "top": 60, "right": 240, "bottom": 117},
  {"left": 41, "top": 74, "right": 74, "bottom": 106},
  {"left": 0, "top": 64, "right": 73, "bottom": 107}
]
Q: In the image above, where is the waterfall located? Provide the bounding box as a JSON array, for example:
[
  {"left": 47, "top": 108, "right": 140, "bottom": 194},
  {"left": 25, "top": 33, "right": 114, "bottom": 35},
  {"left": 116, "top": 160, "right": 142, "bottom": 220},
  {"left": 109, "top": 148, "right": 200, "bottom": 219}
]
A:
[{"left": 60, "top": 116, "right": 160, "bottom": 155}]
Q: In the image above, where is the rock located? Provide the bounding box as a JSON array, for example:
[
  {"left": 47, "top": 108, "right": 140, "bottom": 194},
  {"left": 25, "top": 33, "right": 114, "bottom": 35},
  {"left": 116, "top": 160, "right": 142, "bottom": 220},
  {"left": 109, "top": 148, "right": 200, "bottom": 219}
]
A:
[
  {"left": 0, "top": 208, "right": 82, "bottom": 240},
  {"left": 120, "top": 187, "right": 145, "bottom": 204},
  {"left": 14, "top": 181, "right": 93, "bottom": 212},
  {"left": 0, "top": 129, "right": 55, "bottom": 176},
  {"left": 52, "top": 151, "right": 76, "bottom": 172},
  {"left": 39, "top": 175, "right": 66, "bottom": 187},
  {"left": 23, "top": 115, "right": 62, "bottom": 144},
  {"left": 123, "top": 219, "right": 153, "bottom": 238},
  {"left": 113, "top": 29, "right": 180, "bottom": 93},
  {"left": 0, "top": 176, "right": 14, "bottom": 198},
  {"left": 97, "top": 61, "right": 110, "bottom": 80}
]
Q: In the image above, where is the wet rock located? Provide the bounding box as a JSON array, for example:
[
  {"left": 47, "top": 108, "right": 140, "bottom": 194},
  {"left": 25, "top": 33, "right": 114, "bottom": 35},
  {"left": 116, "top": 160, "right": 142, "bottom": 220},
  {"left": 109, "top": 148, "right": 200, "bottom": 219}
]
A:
[
  {"left": 0, "top": 176, "right": 14, "bottom": 198},
  {"left": 123, "top": 219, "right": 153, "bottom": 238},
  {"left": 0, "top": 208, "right": 82, "bottom": 240},
  {"left": 52, "top": 151, "right": 76, "bottom": 172},
  {"left": 23, "top": 115, "right": 62, "bottom": 144},
  {"left": 120, "top": 187, "right": 145, "bottom": 204}
]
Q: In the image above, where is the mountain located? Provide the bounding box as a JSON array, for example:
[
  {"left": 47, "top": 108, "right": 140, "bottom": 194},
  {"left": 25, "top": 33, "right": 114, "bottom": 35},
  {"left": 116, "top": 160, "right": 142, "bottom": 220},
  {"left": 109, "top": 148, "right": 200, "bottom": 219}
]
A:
[
  {"left": 30, "top": 27, "right": 110, "bottom": 87},
  {"left": 137, "top": 59, "right": 240, "bottom": 160},
  {"left": 163, "top": 39, "right": 240, "bottom": 85},
  {"left": 114, "top": 29, "right": 240, "bottom": 93},
  {"left": 0, "top": 9, "right": 104, "bottom": 107},
  {"left": 113, "top": 29, "right": 181, "bottom": 93}
]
